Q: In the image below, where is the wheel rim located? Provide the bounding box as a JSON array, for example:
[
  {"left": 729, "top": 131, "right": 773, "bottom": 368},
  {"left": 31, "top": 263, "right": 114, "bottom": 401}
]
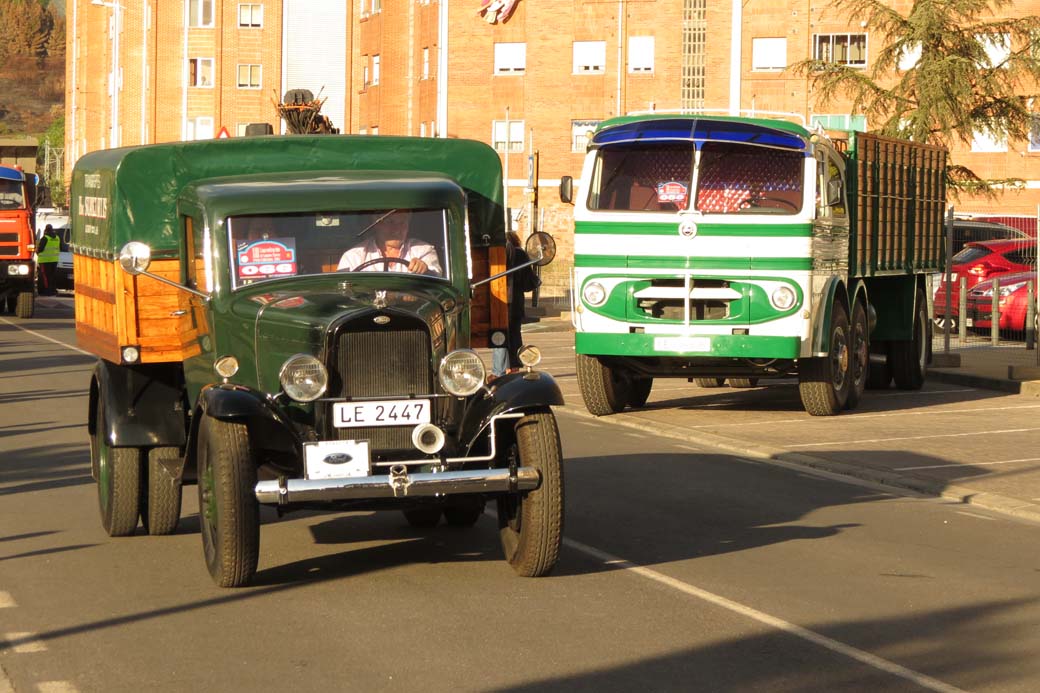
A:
[
  {"left": 830, "top": 325, "right": 849, "bottom": 390},
  {"left": 852, "top": 314, "right": 868, "bottom": 389},
  {"left": 915, "top": 307, "right": 928, "bottom": 373}
]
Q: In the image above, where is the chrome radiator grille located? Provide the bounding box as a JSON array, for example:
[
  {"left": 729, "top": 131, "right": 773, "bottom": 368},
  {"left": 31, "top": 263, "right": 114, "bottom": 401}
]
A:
[{"left": 330, "top": 323, "right": 433, "bottom": 453}]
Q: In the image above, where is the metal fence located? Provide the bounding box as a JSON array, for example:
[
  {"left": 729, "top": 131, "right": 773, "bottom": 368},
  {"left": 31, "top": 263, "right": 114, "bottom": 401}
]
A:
[{"left": 930, "top": 209, "right": 1039, "bottom": 365}]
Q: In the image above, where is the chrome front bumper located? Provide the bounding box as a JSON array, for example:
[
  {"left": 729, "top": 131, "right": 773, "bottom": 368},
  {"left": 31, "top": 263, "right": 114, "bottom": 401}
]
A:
[{"left": 254, "top": 465, "right": 541, "bottom": 504}]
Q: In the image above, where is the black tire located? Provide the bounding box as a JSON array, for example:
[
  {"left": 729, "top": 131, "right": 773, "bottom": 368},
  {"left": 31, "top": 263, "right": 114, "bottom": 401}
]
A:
[
  {"left": 95, "top": 404, "right": 141, "bottom": 537},
  {"left": 798, "top": 302, "right": 851, "bottom": 416},
  {"left": 576, "top": 354, "right": 629, "bottom": 416},
  {"left": 443, "top": 500, "right": 484, "bottom": 527},
  {"left": 403, "top": 507, "right": 442, "bottom": 528},
  {"left": 197, "top": 416, "right": 259, "bottom": 588},
  {"left": 727, "top": 378, "right": 759, "bottom": 388},
  {"left": 497, "top": 410, "right": 563, "bottom": 577},
  {"left": 891, "top": 289, "right": 929, "bottom": 390},
  {"left": 845, "top": 301, "right": 870, "bottom": 410},
  {"left": 141, "top": 447, "right": 182, "bottom": 536},
  {"left": 628, "top": 378, "right": 653, "bottom": 408},
  {"left": 15, "top": 290, "right": 33, "bottom": 319},
  {"left": 694, "top": 377, "right": 726, "bottom": 388}
]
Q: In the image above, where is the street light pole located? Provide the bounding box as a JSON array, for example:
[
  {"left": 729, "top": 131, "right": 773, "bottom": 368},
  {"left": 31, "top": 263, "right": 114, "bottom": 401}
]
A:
[{"left": 92, "top": 0, "right": 123, "bottom": 148}]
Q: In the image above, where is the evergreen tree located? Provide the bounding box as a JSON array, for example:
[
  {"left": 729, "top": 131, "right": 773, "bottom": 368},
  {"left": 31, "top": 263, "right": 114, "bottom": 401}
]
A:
[{"left": 792, "top": 0, "right": 1040, "bottom": 193}]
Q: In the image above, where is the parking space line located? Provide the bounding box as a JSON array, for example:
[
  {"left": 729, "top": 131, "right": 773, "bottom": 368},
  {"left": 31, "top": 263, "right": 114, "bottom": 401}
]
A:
[
  {"left": 0, "top": 591, "right": 14, "bottom": 609},
  {"left": 896, "top": 457, "right": 1040, "bottom": 471},
  {"left": 3, "top": 633, "right": 47, "bottom": 654},
  {"left": 37, "top": 682, "right": 80, "bottom": 693},
  {"left": 561, "top": 536, "right": 967, "bottom": 693},
  {"left": 0, "top": 318, "right": 91, "bottom": 356},
  {"left": 790, "top": 427, "right": 1040, "bottom": 448}
]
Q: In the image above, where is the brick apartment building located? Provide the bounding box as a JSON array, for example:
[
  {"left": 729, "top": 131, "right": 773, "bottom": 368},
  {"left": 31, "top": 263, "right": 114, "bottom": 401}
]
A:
[{"left": 66, "top": 0, "right": 1040, "bottom": 291}]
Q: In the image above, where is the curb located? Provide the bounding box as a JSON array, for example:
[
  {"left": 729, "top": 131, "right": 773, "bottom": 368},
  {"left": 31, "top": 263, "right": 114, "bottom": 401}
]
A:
[{"left": 558, "top": 402, "right": 1040, "bottom": 526}]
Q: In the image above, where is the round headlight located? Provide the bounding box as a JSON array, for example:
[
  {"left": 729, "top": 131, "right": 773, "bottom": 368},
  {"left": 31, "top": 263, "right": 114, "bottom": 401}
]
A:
[
  {"left": 121, "top": 346, "right": 140, "bottom": 364},
  {"left": 279, "top": 354, "right": 328, "bottom": 402},
  {"left": 438, "top": 349, "right": 486, "bottom": 397},
  {"left": 214, "top": 355, "right": 239, "bottom": 379},
  {"left": 517, "top": 344, "right": 542, "bottom": 368},
  {"left": 771, "top": 286, "right": 796, "bottom": 311},
  {"left": 583, "top": 281, "right": 607, "bottom": 307},
  {"left": 490, "top": 330, "right": 507, "bottom": 347}
]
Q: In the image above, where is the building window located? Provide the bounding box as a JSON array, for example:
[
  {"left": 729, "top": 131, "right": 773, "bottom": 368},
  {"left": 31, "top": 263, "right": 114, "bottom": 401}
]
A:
[
  {"left": 237, "top": 64, "right": 262, "bottom": 89},
  {"left": 429, "top": 120, "right": 436, "bottom": 137},
  {"left": 628, "top": 36, "right": 654, "bottom": 73},
  {"left": 1030, "top": 116, "right": 1040, "bottom": 153},
  {"left": 573, "top": 41, "right": 606, "bottom": 74},
  {"left": 188, "top": 0, "right": 214, "bottom": 28},
  {"left": 571, "top": 120, "right": 600, "bottom": 152},
  {"left": 420, "top": 122, "right": 426, "bottom": 137},
  {"left": 189, "top": 57, "right": 214, "bottom": 87},
  {"left": 493, "top": 120, "right": 524, "bottom": 153},
  {"left": 971, "top": 128, "right": 1007, "bottom": 153},
  {"left": 373, "top": 0, "right": 382, "bottom": 13},
  {"left": 236, "top": 123, "right": 250, "bottom": 136},
  {"left": 752, "top": 37, "right": 787, "bottom": 71},
  {"left": 494, "top": 42, "right": 526, "bottom": 74},
  {"left": 422, "top": 47, "right": 430, "bottom": 79},
  {"left": 813, "top": 33, "right": 866, "bottom": 67},
  {"left": 372, "top": 55, "right": 380, "bottom": 85},
  {"left": 187, "top": 116, "right": 214, "bottom": 140},
  {"left": 371, "top": 126, "right": 379, "bottom": 135},
  {"left": 978, "top": 33, "right": 1010, "bottom": 68},
  {"left": 238, "top": 3, "right": 263, "bottom": 28},
  {"left": 363, "top": 60, "right": 369, "bottom": 87},
  {"left": 898, "top": 43, "right": 921, "bottom": 71},
  {"left": 810, "top": 114, "right": 867, "bottom": 131}
]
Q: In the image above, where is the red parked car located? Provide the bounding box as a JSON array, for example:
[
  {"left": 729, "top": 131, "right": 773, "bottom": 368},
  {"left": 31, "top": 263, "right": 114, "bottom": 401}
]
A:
[
  {"left": 964, "top": 270, "right": 1039, "bottom": 336},
  {"left": 933, "top": 239, "right": 1037, "bottom": 329}
]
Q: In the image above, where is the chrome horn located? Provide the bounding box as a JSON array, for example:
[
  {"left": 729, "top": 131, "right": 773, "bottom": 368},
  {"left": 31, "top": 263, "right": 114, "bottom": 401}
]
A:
[{"left": 411, "top": 423, "right": 446, "bottom": 455}]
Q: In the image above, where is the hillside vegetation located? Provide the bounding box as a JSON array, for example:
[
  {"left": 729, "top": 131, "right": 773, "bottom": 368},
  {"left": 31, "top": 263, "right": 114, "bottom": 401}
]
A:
[{"left": 0, "top": 0, "right": 65, "bottom": 138}]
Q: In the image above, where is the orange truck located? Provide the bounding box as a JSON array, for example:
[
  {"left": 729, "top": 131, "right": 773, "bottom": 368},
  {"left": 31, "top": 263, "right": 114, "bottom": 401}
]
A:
[{"left": 0, "top": 137, "right": 39, "bottom": 318}]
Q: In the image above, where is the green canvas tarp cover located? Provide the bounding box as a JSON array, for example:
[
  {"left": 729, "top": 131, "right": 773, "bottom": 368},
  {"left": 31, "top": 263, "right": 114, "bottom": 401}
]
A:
[{"left": 70, "top": 135, "right": 505, "bottom": 257}]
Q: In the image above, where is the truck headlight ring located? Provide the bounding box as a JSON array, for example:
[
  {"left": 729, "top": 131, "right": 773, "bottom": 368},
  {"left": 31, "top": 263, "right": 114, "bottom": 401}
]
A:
[
  {"left": 439, "top": 349, "right": 486, "bottom": 396},
  {"left": 279, "top": 354, "right": 328, "bottom": 402},
  {"left": 583, "top": 281, "right": 607, "bottom": 307},
  {"left": 770, "top": 286, "right": 796, "bottom": 311}
]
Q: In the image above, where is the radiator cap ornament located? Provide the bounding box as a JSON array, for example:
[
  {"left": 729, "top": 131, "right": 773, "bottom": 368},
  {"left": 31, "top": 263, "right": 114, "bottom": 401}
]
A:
[
  {"left": 678, "top": 219, "right": 698, "bottom": 238},
  {"left": 373, "top": 315, "right": 390, "bottom": 325}
]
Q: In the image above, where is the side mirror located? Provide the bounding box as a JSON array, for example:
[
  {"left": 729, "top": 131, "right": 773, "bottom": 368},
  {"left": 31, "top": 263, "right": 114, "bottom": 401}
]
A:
[
  {"left": 118, "top": 241, "right": 152, "bottom": 275},
  {"left": 525, "top": 232, "right": 556, "bottom": 267},
  {"left": 826, "top": 178, "right": 843, "bottom": 205},
  {"left": 559, "top": 176, "right": 573, "bottom": 205}
]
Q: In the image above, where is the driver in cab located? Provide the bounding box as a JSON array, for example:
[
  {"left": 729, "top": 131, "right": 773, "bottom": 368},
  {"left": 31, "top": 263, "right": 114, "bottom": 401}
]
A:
[{"left": 337, "top": 209, "right": 442, "bottom": 275}]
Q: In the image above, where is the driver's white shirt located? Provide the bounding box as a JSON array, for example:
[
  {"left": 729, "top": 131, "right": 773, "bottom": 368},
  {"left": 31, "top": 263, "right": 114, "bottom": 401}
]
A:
[{"left": 337, "top": 238, "right": 442, "bottom": 275}]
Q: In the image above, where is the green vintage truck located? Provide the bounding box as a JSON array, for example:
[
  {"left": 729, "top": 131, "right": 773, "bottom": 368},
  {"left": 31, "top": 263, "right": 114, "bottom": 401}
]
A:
[{"left": 71, "top": 135, "right": 563, "bottom": 586}]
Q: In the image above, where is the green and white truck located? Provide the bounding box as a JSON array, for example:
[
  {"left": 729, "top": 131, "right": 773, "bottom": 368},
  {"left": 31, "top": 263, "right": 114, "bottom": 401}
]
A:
[{"left": 559, "top": 114, "right": 947, "bottom": 416}]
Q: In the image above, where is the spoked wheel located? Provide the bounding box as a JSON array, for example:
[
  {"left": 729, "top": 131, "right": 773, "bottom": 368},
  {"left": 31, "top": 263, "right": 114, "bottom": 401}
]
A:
[
  {"left": 443, "top": 499, "right": 485, "bottom": 528},
  {"left": 141, "top": 447, "right": 183, "bottom": 536},
  {"left": 845, "top": 301, "right": 870, "bottom": 410},
  {"left": 798, "top": 302, "right": 851, "bottom": 416},
  {"left": 576, "top": 354, "right": 629, "bottom": 416},
  {"left": 95, "top": 404, "right": 141, "bottom": 537},
  {"left": 403, "top": 507, "right": 442, "bottom": 528},
  {"left": 628, "top": 378, "right": 653, "bottom": 408},
  {"left": 497, "top": 410, "right": 563, "bottom": 577},
  {"left": 197, "top": 416, "right": 259, "bottom": 588},
  {"left": 891, "top": 289, "right": 929, "bottom": 390},
  {"left": 694, "top": 377, "right": 726, "bottom": 388},
  {"left": 727, "top": 378, "right": 759, "bottom": 388}
]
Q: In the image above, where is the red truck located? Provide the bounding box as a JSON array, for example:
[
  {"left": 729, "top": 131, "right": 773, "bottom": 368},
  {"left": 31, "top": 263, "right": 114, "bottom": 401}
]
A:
[{"left": 0, "top": 137, "right": 39, "bottom": 318}]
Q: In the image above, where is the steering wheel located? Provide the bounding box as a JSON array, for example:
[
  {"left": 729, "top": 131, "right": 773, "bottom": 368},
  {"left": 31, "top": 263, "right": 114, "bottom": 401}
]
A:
[
  {"left": 747, "top": 194, "right": 799, "bottom": 211},
  {"left": 352, "top": 256, "right": 412, "bottom": 272}
]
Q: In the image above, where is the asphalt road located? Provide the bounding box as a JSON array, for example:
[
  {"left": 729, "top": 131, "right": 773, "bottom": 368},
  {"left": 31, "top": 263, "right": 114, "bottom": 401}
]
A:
[{"left": 2, "top": 297, "right": 1040, "bottom": 693}]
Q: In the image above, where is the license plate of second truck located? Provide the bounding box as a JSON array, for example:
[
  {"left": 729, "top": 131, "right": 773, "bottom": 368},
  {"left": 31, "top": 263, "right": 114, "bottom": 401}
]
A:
[
  {"left": 655, "top": 336, "right": 710, "bottom": 352},
  {"left": 334, "top": 399, "right": 431, "bottom": 428}
]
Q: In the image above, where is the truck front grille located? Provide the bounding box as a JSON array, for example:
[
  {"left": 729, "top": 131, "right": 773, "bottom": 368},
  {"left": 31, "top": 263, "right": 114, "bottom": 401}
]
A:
[{"left": 330, "top": 322, "right": 433, "bottom": 454}]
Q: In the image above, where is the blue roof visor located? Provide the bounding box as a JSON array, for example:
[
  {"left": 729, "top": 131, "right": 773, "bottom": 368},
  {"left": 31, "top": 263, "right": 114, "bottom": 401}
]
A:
[
  {"left": 0, "top": 166, "right": 26, "bottom": 182},
  {"left": 593, "top": 118, "right": 807, "bottom": 151}
]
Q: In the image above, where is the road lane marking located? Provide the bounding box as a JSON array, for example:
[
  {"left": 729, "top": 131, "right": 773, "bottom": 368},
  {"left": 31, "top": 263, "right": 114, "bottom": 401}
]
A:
[
  {"left": 0, "top": 318, "right": 92, "bottom": 357},
  {"left": 955, "top": 511, "right": 997, "bottom": 521},
  {"left": 677, "top": 403, "right": 1040, "bottom": 430},
  {"left": 0, "top": 592, "right": 14, "bottom": 608},
  {"left": 561, "top": 536, "right": 968, "bottom": 693},
  {"left": 37, "top": 682, "right": 80, "bottom": 693},
  {"left": 789, "top": 427, "right": 1040, "bottom": 448},
  {"left": 3, "top": 633, "right": 47, "bottom": 653},
  {"left": 896, "top": 457, "right": 1040, "bottom": 471}
]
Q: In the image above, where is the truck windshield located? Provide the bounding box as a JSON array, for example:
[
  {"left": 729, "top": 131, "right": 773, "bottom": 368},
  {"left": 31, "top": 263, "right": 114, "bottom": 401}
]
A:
[
  {"left": 0, "top": 179, "right": 25, "bottom": 209},
  {"left": 694, "top": 142, "right": 804, "bottom": 215},
  {"left": 588, "top": 144, "right": 694, "bottom": 212},
  {"left": 227, "top": 208, "right": 450, "bottom": 290}
]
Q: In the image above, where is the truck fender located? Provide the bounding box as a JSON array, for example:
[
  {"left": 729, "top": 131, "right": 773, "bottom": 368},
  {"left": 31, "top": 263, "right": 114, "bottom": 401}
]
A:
[
  {"left": 90, "top": 359, "right": 187, "bottom": 448},
  {"left": 458, "top": 371, "right": 564, "bottom": 453},
  {"left": 849, "top": 280, "right": 874, "bottom": 334},
  {"left": 810, "top": 277, "right": 849, "bottom": 356}
]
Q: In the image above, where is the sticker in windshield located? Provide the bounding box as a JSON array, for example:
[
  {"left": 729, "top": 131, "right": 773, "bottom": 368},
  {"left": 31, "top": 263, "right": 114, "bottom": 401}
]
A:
[
  {"left": 657, "top": 181, "right": 688, "bottom": 207},
  {"left": 237, "top": 238, "right": 298, "bottom": 283}
]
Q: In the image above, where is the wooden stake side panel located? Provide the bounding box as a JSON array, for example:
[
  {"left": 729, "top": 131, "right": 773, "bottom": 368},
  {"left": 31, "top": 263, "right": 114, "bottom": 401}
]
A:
[
  {"left": 73, "top": 255, "right": 194, "bottom": 364},
  {"left": 469, "top": 245, "right": 507, "bottom": 348}
]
